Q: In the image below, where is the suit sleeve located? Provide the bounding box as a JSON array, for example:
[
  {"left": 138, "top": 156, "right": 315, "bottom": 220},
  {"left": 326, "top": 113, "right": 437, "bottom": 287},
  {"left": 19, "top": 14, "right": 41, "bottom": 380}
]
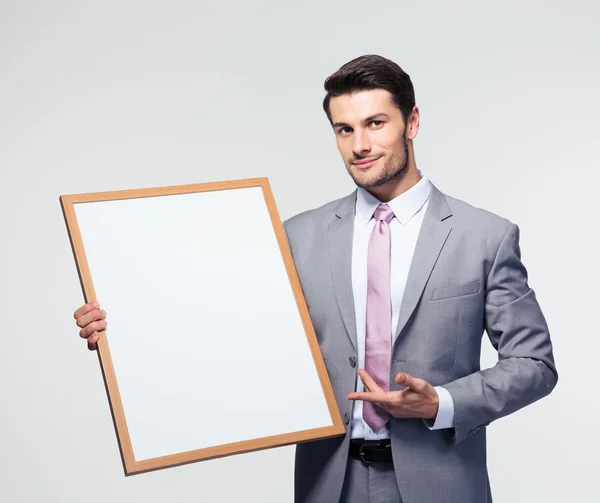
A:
[
  {"left": 442, "top": 223, "right": 558, "bottom": 445},
  {"left": 283, "top": 219, "right": 292, "bottom": 250}
]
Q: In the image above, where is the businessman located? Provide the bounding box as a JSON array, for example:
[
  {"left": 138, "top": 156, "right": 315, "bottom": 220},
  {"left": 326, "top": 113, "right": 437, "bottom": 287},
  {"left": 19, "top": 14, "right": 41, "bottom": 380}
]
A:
[{"left": 73, "top": 55, "right": 558, "bottom": 502}]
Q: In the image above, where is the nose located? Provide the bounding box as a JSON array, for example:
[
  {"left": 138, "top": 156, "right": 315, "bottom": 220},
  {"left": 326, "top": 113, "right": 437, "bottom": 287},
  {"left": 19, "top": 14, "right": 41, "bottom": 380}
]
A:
[{"left": 352, "top": 130, "right": 371, "bottom": 157}]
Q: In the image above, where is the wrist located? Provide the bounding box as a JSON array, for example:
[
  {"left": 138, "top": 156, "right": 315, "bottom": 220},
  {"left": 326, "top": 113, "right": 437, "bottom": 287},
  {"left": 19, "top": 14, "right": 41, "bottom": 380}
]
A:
[{"left": 428, "top": 392, "right": 440, "bottom": 419}]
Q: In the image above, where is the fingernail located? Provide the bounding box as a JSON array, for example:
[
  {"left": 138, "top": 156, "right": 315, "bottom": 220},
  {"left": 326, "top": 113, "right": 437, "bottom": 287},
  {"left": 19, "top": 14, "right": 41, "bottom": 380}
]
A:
[
  {"left": 100, "top": 310, "right": 106, "bottom": 317},
  {"left": 93, "top": 302, "right": 99, "bottom": 308}
]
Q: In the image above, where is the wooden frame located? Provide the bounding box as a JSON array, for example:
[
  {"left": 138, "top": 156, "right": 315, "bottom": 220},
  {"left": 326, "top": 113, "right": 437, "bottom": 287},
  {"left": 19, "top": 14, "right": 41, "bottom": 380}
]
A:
[{"left": 60, "top": 177, "right": 345, "bottom": 475}]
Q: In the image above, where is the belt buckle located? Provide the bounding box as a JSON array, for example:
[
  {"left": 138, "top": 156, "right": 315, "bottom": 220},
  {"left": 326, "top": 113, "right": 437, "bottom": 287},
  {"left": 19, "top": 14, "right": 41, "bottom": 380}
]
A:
[{"left": 359, "top": 443, "right": 371, "bottom": 466}]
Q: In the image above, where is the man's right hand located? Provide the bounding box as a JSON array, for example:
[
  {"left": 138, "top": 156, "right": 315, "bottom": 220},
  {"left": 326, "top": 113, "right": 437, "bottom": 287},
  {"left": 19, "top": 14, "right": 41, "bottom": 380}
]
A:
[{"left": 74, "top": 301, "right": 107, "bottom": 351}]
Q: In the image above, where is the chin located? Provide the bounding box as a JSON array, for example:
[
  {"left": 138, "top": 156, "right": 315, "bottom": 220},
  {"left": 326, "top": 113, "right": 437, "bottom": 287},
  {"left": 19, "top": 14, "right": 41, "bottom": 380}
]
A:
[{"left": 350, "top": 168, "right": 387, "bottom": 188}]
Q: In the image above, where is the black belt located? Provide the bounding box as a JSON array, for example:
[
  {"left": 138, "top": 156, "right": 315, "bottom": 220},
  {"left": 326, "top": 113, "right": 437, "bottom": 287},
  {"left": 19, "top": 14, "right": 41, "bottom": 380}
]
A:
[{"left": 349, "top": 440, "right": 393, "bottom": 465}]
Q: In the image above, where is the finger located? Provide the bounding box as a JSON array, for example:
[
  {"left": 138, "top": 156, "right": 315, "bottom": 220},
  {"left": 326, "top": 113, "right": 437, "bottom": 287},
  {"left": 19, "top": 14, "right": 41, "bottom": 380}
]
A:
[
  {"left": 347, "top": 391, "right": 389, "bottom": 403},
  {"left": 357, "top": 369, "right": 384, "bottom": 393},
  {"left": 76, "top": 308, "right": 106, "bottom": 329},
  {"left": 74, "top": 301, "right": 100, "bottom": 320},
  {"left": 396, "top": 373, "right": 428, "bottom": 394},
  {"left": 87, "top": 330, "right": 103, "bottom": 351},
  {"left": 79, "top": 319, "right": 107, "bottom": 339}
]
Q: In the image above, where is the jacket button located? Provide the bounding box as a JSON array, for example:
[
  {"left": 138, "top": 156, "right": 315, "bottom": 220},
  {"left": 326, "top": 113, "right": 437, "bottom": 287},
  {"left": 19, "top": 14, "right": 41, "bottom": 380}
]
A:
[
  {"left": 344, "top": 413, "right": 350, "bottom": 425},
  {"left": 349, "top": 356, "right": 356, "bottom": 368}
]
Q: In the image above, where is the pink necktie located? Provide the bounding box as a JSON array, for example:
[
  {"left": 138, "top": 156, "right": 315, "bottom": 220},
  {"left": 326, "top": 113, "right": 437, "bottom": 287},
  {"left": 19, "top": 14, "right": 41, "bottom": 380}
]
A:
[{"left": 363, "top": 203, "right": 394, "bottom": 432}]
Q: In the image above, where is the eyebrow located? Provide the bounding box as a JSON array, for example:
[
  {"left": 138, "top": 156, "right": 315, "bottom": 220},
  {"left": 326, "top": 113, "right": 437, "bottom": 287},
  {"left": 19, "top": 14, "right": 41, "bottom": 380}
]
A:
[{"left": 332, "top": 113, "right": 390, "bottom": 129}]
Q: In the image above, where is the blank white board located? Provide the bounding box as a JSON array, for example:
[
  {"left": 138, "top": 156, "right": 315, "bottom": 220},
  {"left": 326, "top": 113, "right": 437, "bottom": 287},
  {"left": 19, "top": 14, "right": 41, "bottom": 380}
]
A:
[{"left": 60, "top": 178, "right": 344, "bottom": 475}]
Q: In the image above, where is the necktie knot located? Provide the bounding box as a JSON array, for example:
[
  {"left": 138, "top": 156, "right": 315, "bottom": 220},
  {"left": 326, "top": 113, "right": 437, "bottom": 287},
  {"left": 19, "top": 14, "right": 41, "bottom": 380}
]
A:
[{"left": 373, "top": 204, "right": 395, "bottom": 223}]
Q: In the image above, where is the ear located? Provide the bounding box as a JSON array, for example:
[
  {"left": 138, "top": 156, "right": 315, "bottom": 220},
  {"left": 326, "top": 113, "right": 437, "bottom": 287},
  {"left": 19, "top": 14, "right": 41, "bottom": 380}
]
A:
[{"left": 406, "top": 106, "right": 420, "bottom": 141}]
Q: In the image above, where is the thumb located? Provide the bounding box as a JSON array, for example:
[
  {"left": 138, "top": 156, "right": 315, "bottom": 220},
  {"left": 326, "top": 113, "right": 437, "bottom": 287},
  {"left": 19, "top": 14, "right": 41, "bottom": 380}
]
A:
[{"left": 395, "top": 373, "right": 426, "bottom": 393}]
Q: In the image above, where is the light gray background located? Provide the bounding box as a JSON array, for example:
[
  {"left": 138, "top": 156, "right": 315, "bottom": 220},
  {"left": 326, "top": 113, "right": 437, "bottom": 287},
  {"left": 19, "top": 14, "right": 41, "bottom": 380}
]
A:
[{"left": 1, "top": 1, "right": 597, "bottom": 502}]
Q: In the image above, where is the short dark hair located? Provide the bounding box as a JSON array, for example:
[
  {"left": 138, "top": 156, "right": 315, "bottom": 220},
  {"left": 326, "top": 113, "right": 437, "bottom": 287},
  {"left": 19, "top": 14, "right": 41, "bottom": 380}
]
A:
[{"left": 322, "top": 54, "right": 416, "bottom": 125}]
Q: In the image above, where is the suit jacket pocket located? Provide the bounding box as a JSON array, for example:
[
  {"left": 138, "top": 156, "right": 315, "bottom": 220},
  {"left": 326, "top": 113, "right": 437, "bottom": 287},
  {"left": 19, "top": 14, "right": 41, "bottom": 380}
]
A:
[{"left": 431, "top": 280, "right": 481, "bottom": 301}]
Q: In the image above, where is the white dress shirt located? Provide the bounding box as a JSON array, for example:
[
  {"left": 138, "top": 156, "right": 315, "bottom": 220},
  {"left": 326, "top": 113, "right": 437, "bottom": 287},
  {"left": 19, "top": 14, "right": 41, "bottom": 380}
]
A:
[{"left": 350, "top": 170, "right": 455, "bottom": 440}]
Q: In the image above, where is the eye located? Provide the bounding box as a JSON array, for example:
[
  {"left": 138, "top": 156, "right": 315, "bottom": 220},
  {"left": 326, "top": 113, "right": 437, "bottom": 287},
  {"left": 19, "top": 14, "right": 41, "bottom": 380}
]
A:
[
  {"left": 370, "top": 120, "right": 384, "bottom": 128},
  {"left": 338, "top": 126, "right": 353, "bottom": 136}
]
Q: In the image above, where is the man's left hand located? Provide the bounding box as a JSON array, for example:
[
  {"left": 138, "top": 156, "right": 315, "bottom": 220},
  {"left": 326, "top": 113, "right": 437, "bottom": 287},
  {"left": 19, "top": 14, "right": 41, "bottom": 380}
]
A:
[{"left": 347, "top": 369, "right": 440, "bottom": 420}]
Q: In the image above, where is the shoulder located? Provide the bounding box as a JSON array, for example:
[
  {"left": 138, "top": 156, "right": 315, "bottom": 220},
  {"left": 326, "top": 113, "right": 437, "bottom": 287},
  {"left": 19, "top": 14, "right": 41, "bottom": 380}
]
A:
[
  {"left": 283, "top": 192, "right": 354, "bottom": 236},
  {"left": 442, "top": 190, "right": 514, "bottom": 235},
  {"left": 437, "top": 188, "right": 520, "bottom": 259}
]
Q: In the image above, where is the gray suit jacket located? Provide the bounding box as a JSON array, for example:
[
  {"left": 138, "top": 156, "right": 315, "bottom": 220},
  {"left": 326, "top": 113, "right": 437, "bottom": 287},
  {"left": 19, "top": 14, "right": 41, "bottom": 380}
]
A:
[{"left": 283, "top": 182, "right": 558, "bottom": 503}]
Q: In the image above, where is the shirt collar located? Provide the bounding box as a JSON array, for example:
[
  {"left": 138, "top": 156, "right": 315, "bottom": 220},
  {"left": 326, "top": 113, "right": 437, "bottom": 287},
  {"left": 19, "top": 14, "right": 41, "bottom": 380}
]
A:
[{"left": 355, "top": 169, "right": 431, "bottom": 226}]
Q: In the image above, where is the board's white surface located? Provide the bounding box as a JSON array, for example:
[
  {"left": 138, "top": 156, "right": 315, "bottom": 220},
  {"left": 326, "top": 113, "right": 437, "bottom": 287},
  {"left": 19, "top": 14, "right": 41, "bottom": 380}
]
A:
[{"left": 73, "top": 186, "right": 331, "bottom": 461}]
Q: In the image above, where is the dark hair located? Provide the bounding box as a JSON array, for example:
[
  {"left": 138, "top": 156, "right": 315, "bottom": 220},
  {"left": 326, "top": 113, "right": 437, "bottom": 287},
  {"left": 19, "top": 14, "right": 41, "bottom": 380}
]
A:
[{"left": 322, "top": 54, "right": 415, "bottom": 125}]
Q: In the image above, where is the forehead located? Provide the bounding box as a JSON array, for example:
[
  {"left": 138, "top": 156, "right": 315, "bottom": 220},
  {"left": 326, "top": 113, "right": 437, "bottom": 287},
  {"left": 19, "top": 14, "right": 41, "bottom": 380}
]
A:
[{"left": 329, "top": 89, "right": 399, "bottom": 123}]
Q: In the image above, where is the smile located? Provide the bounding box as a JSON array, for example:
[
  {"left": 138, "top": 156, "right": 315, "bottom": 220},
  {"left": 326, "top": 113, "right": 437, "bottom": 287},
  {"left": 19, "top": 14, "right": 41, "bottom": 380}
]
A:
[{"left": 353, "top": 156, "right": 381, "bottom": 169}]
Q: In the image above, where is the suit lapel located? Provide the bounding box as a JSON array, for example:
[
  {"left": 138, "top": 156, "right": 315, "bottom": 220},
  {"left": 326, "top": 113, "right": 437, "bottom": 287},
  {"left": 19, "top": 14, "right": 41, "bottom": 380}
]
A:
[
  {"left": 327, "top": 191, "right": 358, "bottom": 352},
  {"left": 393, "top": 183, "right": 453, "bottom": 343},
  {"left": 326, "top": 183, "right": 452, "bottom": 352}
]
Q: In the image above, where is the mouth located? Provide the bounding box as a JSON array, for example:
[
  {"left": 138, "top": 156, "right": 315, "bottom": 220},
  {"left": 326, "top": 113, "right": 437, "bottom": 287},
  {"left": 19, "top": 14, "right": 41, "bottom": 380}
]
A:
[{"left": 352, "top": 156, "right": 381, "bottom": 169}]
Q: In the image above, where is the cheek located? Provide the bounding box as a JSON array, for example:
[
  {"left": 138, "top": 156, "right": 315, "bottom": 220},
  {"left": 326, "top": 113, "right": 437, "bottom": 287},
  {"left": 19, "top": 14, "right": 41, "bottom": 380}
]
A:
[
  {"left": 336, "top": 139, "right": 352, "bottom": 159},
  {"left": 375, "top": 129, "right": 403, "bottom": 152}
]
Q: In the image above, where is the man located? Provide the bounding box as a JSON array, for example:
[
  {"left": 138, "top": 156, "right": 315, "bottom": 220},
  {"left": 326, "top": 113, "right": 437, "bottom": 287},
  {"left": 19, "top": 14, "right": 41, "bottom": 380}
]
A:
[{"left": 73, "top": 55, "right": 558, "bottom": 502}]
